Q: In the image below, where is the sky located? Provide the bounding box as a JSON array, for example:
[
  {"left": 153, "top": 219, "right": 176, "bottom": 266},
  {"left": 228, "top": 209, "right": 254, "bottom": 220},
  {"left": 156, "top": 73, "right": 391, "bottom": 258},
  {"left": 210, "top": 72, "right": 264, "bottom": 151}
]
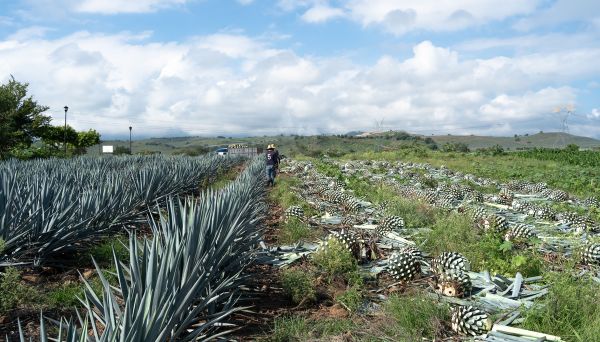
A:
[{"left": 0, "top": 0, "right": 599, "bottom": 139}]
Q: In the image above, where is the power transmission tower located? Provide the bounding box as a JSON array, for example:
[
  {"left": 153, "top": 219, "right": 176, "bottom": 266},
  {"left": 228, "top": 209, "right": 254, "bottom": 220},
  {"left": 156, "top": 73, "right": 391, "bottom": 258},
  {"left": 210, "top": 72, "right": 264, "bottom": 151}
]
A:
[
  {"left": 374, "top": 118, "right": 385, "bottom": 132},
  {"left": 553, "top": 104, "right": 575, "bottom": 148}
]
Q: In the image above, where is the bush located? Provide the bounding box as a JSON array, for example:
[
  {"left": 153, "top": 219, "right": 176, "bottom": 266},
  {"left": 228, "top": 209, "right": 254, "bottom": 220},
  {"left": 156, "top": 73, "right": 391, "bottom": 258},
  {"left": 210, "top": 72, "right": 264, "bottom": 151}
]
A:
[
  {"left": 312, "top": 239, "right": 358, "bottom": 282},
  {"left": 476, "top": 144, "right": 505, "bottom": 156},
  {"left": 0, "top": 267, "right": 39, "bottom": 314},
  {"left": 336, "top": 287, "right": 363, "bottom": 312},
  {"left": 281, "top": 268, "right": 316, "bottom": 304},
  {"left": 441, "top": 142, "right": 470, "bottom": 153},
  {"left": 0, "top": 238, "right": 5, "bottom": 254}
]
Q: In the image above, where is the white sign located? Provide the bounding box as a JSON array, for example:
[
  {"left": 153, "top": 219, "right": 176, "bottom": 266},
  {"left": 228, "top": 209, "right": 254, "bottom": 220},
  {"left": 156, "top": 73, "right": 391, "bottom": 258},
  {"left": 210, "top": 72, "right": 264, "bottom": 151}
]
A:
[{"left": 102, "top": 145, "right": 114, "bottom": 153}]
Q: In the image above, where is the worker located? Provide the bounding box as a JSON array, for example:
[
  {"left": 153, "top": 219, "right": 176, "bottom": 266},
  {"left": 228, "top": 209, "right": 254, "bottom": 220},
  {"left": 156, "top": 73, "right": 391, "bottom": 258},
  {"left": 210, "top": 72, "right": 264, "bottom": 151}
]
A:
[{"left": 265, "top": 144, "right": 280, "bottom": 186}]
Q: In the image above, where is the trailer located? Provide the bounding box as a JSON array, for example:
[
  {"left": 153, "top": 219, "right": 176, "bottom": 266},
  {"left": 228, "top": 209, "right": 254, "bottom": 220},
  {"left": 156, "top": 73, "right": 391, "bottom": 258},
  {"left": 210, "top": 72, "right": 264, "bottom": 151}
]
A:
[{"left": 227, "top": 146, "right": 262, "bottom": 158}]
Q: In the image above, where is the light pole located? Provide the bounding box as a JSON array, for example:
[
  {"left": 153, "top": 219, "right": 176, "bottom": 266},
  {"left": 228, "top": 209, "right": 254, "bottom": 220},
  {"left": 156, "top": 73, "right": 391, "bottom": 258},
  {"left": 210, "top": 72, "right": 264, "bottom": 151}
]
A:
[
  {"left": 129, "top": 126, "right": 132, "bottom": 154},
  {"left": 64, "top": 106, "right": 69, "bottom": 156}
]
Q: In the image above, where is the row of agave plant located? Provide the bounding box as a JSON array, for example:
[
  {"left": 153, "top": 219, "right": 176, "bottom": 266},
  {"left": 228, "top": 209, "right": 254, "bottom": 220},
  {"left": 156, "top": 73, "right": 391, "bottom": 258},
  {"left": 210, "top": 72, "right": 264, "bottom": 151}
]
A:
[
  {"left": 0, "top": 155, "right": 237, "bottom": 266},
  {"left": 9, "top": 157, "right": 267, "bottom": 341}
]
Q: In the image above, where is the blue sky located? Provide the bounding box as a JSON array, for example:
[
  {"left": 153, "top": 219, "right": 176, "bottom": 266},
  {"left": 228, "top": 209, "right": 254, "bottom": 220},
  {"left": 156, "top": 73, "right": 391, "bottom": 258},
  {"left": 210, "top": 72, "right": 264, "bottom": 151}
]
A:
[{"left": 0, "top": 0, "right": 599, "bottom": 138}]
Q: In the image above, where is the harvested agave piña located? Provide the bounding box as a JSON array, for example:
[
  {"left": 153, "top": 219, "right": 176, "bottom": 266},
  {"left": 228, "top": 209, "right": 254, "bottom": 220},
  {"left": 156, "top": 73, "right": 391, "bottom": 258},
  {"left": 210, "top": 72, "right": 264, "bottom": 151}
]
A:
[
  {"left": 388, "top": 251, "right": 420, "bottom": 281},
  {"left": 451, "top": 305, "right": 492, "bottom": 336}
]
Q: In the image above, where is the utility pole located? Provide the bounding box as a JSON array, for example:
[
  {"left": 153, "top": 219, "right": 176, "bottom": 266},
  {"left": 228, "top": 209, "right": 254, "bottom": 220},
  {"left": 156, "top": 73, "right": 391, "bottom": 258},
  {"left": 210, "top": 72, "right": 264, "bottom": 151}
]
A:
[
  {"left": 64, "top": 106, "right": 69, "bottom": 156},
  {"left": 129, "top": 126, "right": 132, "bottom": 154}
]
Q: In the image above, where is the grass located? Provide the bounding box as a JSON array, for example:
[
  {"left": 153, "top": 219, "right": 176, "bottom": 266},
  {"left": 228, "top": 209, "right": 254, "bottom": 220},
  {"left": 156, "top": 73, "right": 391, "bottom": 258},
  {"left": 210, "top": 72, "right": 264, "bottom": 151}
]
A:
[
  {"left": 335, "top": 286, "right": 363, "bottom": 313},
  {"left": 312, "top": 239, "right": 359, "bottom": 283},
  {"left": 269, "top": 316, "right": 356, "bottom": 342},
  {"left": 384, "top": 291, "right": 450, "bottom": 340},
  {"left": 521, "top": 272, "right": 600, "bottom": 341},
  {"left": 278, "top": 219, "right": 317, "bottom": 244},
  {"left": 281, "top": 268, "right": 316, "bottom": 304},
  {"left": 208, "top": 163, "right": 242, "bottom": 190},
  {"left": 313, "top": 159, "right": 441, "bottom": 228},
  {"left": 88, "top": 236, "right": 129, "bottom": 266},
  {"left": 0, "top": 267, "right": 41, "bottom": 315},
  {"left": 269, "top": 174, "right": 320, "bottom": 244},
  {"left": 0, "top": 238, "right": 5, "bottom": 254},
  {"left": 46, "top": 282, "right": 83, "bottom": 307},
  {"left": 419, "top": 213, "right": 544, "bottom": 276},
  {"left": 343, "top": 150, "right": 600, "bottom": 198}
]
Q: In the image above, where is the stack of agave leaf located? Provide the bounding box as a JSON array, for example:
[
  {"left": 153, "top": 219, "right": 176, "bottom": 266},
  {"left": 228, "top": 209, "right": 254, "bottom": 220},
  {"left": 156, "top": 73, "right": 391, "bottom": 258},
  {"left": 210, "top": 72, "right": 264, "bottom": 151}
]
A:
[
  {"left": 0, "top": 155, "right": 238, "bottom": 266},
  {"left": 7, "top": 157, "right": 267, "bottom": 342}
]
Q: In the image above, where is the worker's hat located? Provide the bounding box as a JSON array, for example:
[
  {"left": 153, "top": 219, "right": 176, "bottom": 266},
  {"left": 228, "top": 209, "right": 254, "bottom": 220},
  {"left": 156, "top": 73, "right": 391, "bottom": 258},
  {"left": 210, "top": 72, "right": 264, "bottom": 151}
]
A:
[{"left": 267, "top": 144, "right": 276, "bottom": 149}]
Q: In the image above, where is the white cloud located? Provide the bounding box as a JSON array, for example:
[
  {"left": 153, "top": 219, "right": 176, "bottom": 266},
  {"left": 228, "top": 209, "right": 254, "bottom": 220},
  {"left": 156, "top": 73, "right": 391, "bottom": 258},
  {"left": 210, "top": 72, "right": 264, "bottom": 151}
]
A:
[
  {"left": 283, "top": 0, "right": 541, "bottom": 34},
  {"left": 588, "top": 108, "right": 600, "bottom": 119},
  {"left": 513, "top": 0, "right": 600, "bottom": 31},
  {"left": 301, "top": 5, "right": 345, "bottom": 23},
  {"left": 1, "top": 30, "right": 599, "bottom": 137},
  {"left": 75, "top": 0, "right": 189, "bottom": 14}
]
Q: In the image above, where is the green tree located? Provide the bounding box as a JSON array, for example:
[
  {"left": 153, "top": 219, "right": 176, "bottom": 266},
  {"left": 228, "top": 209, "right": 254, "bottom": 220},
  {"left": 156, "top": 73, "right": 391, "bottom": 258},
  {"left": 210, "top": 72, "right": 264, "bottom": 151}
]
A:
[
  {"left": 0, "top": 76, "right": 51, "bottom": 158},
  {"left": 1, "top": 77, "right": 101, "bottom": 159},
  {"left": 565, "top": 144, "right": 579, "bottom": 152}
]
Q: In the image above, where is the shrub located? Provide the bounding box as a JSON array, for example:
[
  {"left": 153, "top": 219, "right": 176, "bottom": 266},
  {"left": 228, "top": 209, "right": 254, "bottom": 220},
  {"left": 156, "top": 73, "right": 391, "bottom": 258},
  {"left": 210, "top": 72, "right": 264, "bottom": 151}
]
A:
[
  {"left": 0, "top": 267, "right": 40, "bottom": 314},
  {"left": 441, "top": 142, "right": 470, "bottom": 153},
  {"left": 312, "top": 239, "right": 358, "bottom": 282},
  {"left": 281, "top": 268, "right": 316, "bottom": 304},
  {"left": 336, "top": 287, "right": 363, "bottom": 312}
]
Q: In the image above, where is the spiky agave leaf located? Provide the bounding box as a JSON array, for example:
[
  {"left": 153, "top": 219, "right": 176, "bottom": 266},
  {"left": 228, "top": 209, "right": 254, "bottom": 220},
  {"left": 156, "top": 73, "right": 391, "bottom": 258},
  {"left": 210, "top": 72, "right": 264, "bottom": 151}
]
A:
[
  {"left": 17, "top": 157, "right": 267, "bottom": 341},
  {"left": 0, "top": 155, "right": 237, "bottom": 266}
]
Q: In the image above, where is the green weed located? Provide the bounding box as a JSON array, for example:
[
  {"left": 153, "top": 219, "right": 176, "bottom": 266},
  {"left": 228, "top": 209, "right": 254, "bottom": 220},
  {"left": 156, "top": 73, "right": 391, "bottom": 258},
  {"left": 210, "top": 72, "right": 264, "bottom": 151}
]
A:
[
  {"left": 312, "top": 239, "right": 358, "bottom": 283},
  {"left": 384, "top": 291, "right": 450, "bottom": 340},
  {"left": 46, "top": 282, "right": 82, "bottom": 307},
  {"left": 269, "top": 316, "right": 355, "bottom": 342},
  {"left": 336, "top": 287, "right": 363, "bottom": 313},
  {"left": 278, "top": 219, "right": 316, "bottom": 244},
  {"left": 281, "top": 268, "right": 316, "bottom": 304},
  {"left": 521, "top": 272, "right": 600, "bottom": 341},
  {"left": 89, "top": 237, "right": 129, "bottom": 265},
  {"left": 420, "top": 214, "right": 543, "bottom": 276},
  {"left": 0, "top": 267, "right": 41, "bottom": 314}
]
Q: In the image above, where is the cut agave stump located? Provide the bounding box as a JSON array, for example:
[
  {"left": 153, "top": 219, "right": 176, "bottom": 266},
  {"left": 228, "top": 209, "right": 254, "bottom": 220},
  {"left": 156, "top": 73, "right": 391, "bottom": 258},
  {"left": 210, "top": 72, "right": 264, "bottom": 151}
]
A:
[{"left": 435, "top": 269, "right": 472, "bottom": 298}]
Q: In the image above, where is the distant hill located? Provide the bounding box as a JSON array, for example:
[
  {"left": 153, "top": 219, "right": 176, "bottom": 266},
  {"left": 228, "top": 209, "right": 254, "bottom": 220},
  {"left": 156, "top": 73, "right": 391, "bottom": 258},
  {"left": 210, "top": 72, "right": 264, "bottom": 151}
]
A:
[
  {"left": 89, "top": 131, "right": 600, "bottom": 157},
  {"left": 428, "top": 132, "right": 600, "bottom": 150}
]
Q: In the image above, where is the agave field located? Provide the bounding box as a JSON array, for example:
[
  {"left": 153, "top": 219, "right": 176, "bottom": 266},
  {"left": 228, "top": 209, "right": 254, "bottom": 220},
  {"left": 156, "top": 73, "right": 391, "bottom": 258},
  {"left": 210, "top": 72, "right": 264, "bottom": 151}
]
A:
[
  {"left": 1, "top": 151, "right": 600, "bottom": 341},
  {"left": 242, "top": 155, "right": 600, "bottom": 341}
]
